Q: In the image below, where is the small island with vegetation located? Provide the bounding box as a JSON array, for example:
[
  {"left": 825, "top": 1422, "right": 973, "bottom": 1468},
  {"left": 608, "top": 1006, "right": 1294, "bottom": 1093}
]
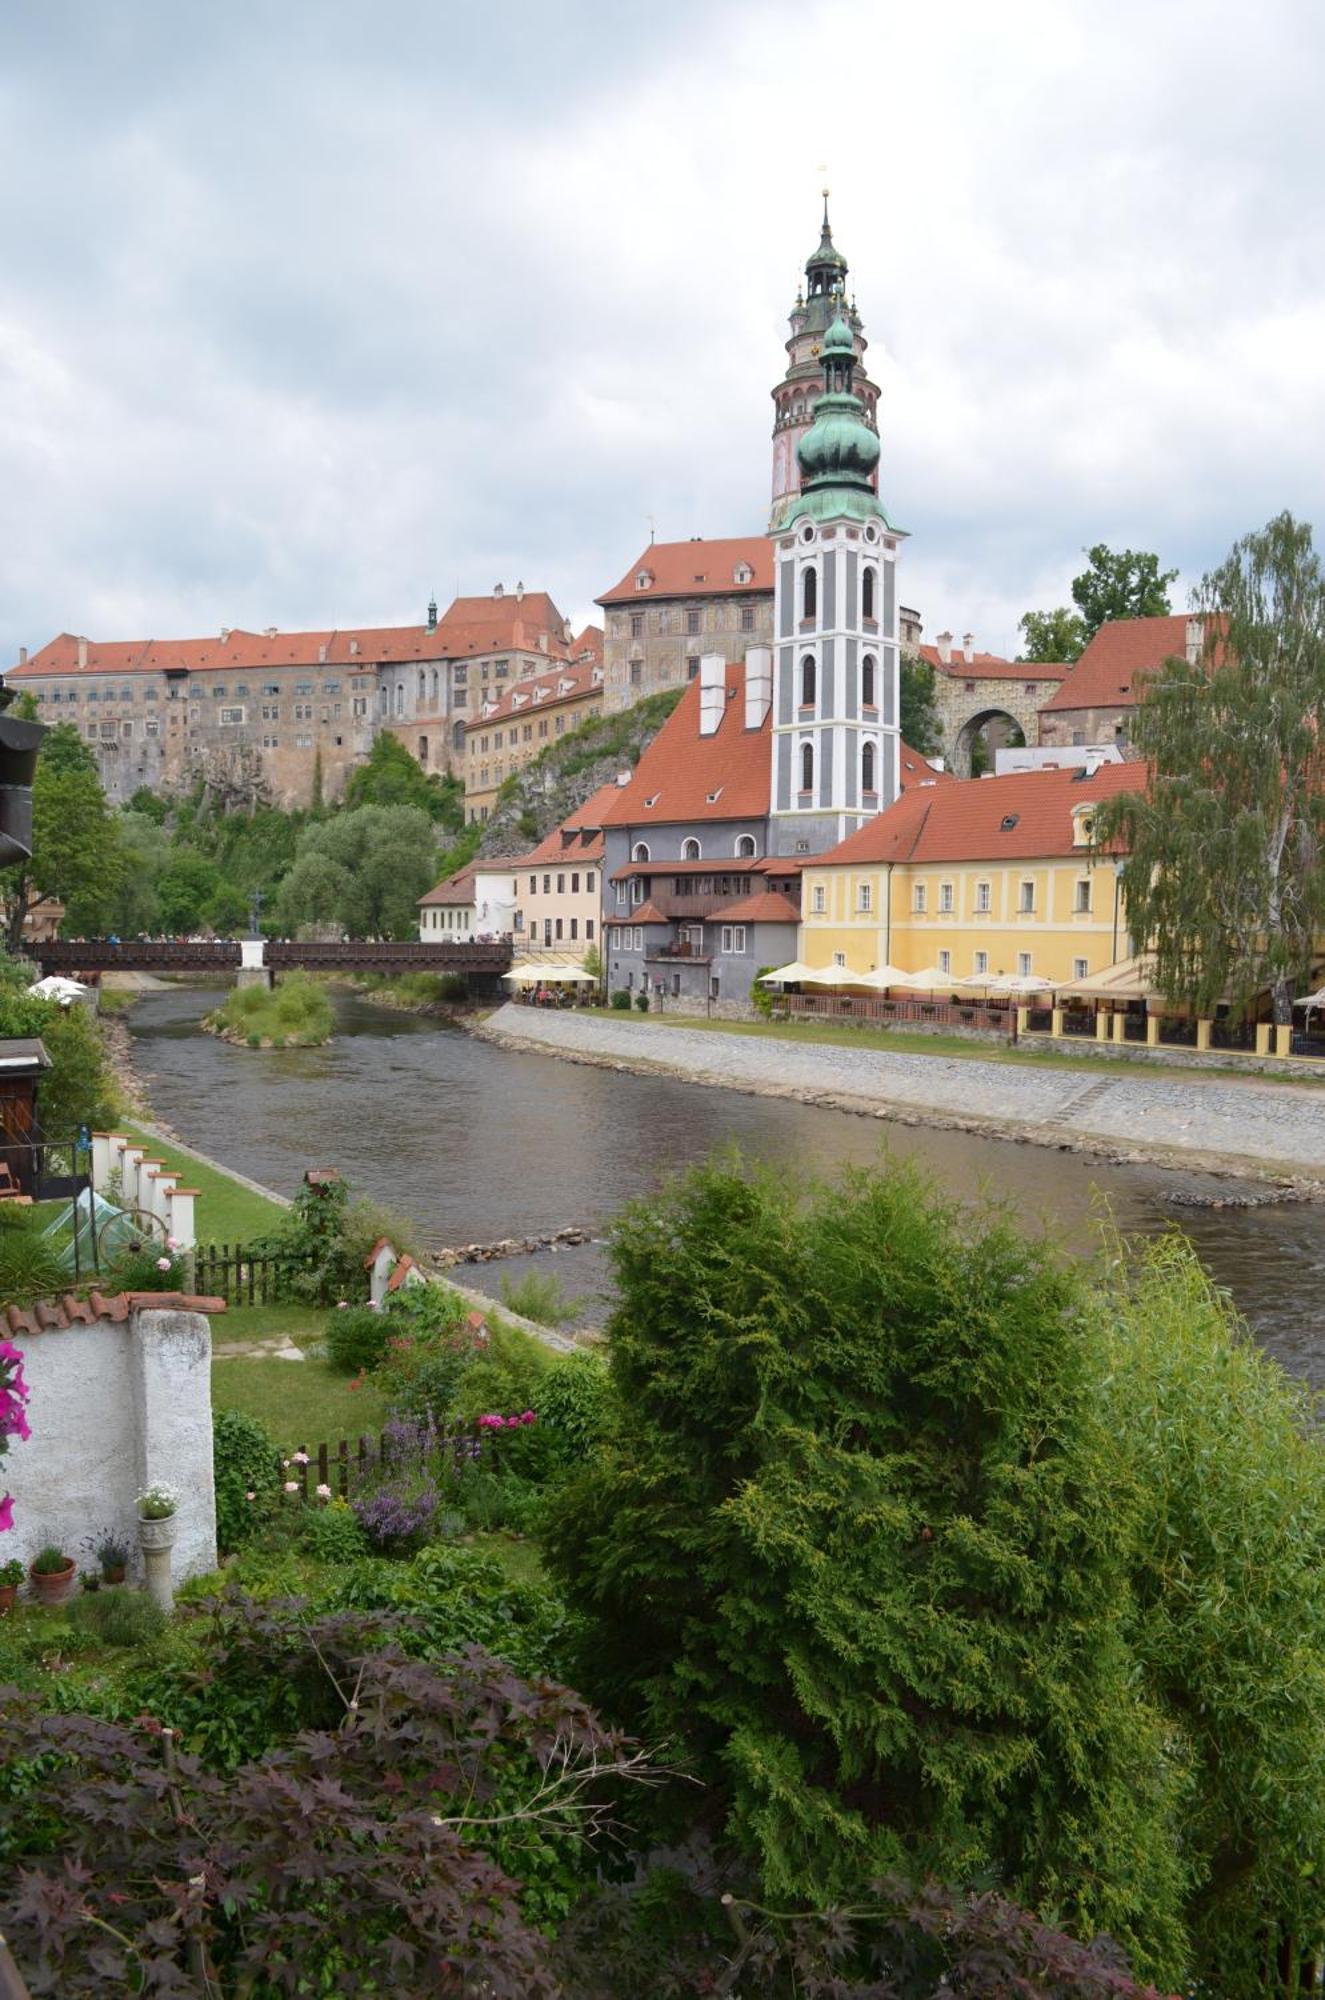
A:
[{"left": 203, "top": 970, "right": 334, "bottom": 1049}]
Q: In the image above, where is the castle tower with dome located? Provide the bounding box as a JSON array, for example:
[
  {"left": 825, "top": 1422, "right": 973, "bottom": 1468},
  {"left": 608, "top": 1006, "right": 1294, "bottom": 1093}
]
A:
[
  {"left": 767, "top": 300, "right": 905, "bottom": 856},
  {"left": 768, "top": 195, "right": 881, "bottom": 534}
]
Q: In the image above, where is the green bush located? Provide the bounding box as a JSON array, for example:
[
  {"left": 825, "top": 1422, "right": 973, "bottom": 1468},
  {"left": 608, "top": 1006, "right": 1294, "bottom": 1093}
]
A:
[
  {"left": 326, "top": 1302, "right": 390, "bottom": 1375},
  {"left": 205, "top": 970, "right": 334, "bottom": 1048},
  {"left": 536, "top": 1352, "right": 613, "bottom": 1470},
  {"left": 609, "top": 989, "right": 631, "bottom": 1011},
  {"left": 213, "top": 1409, "right": 282, "bottom": 1552},
  {"left": 301, "top": 1499, "right": 369, "bottom": 1564},
  {"left": 66, "top": 1588, "right": 166, "bottom": 1650},
  {"left": 328, "top": 1540, "right": 567, "bottom": 1679},
  {"left": 544, "top": 1156, "right": 1189, "bottom": 1984},
  {"left": 103, "top": 1239, "right": 187, "bottom": 1294},
  {"left": 0, "top": 1212, "right": 68, "bottom": 1305},
  {"left": 750, "top": 966, "right": 777, "bottom": 1018},
  {"left": 633, "top": 990, "right": 649, "bottom": 1011}
]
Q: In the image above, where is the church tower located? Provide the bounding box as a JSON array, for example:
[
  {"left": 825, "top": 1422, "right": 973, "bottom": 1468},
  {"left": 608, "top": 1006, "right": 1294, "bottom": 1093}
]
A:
[
  {"left": 767, "top": 307, "right": 904, "bottom": 857},
  {"left": 769, "top": 196, "right": 880, "bottom": 534}
]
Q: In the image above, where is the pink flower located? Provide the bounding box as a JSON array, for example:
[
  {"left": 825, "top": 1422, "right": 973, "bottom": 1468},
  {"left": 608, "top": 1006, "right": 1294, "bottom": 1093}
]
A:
[
  {"left": 291, "top": 1450, "right": 310, "bottom": 1466},
  {"left": 245, "top": 1490, "right": 256, "bottom": 1501},
  {"left": 504, "top": 1415, "right": 520, "bottom": 1428},
  {"left": 155, "top": 1256, "right": 172, "bottom": 1272},
  {"left": 283, "top": 1480, "right": 299, "bottom": 1494},
  {"left": 337, "top": 1301, "right": 349, "bottom": 1310},
  {"left": 0, "top": 1494, "right": 13, "bottom": 1533},
  {"left": 315, "top": 1482, "right": 332, "bottom": 1500},
  {"left": 520, "top": 1411, "right": 536, "bottom": 1424},
  {"left": 166, "top": 1235, "right": 179, "bottom": 1250}
]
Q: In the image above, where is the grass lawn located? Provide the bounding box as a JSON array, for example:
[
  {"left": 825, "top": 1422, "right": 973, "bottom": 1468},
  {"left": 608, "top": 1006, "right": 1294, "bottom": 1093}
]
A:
[
  {"left": 212, "top": 1352, "right": 389, "bottom": 1449},
  {"left": 119, "top": 1120, "right": 287, "bottom": 1245},
  {"left": 572, "top": 1008, "right": 1317, "bottom": 1089},
  {"left": 211, "top": 1302, "right": 325, "bottom": 1347}
]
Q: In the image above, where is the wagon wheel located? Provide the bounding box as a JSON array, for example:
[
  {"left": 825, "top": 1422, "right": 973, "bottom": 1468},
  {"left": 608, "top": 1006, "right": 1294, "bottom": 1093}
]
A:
[{"left": 95, "top": 1203, "right": 169, "bottom": 1261}]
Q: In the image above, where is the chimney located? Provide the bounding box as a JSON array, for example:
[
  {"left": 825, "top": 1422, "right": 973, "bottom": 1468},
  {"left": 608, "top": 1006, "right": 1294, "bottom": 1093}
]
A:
[
  {"left": 698, "top": 653, "right": 725, "bottom": 737},
  {"left": 743, "top": 646, "right": 772, "bottom": 730},
  {"left": 493, "top": 583, "right": 504, "bottom": 599},
  {"left": 962, "top": 632, "right": 975, "bottom": 664},
  {"left": 515, "top": 580, "right": 524, "bottom": 602},
  {"left": 264, "top": 625, "right": 278, "bottom": 638},
  {"left": 77, "top": 636, "right": 88, "bottom": 669},
  {"left": 220, "top": 626, "right": 230, "bottom": 643},
  {"left": 318, "top": 643, "right": 328, "bottom": 663},
  {"left": 935, "top": 631, "right": 952, "bottom": 666},
  {"left": 18, "top": 647, "right": 26, "bottom": 667},
  {"left": 1185, "top": 615, "right": 1203, "bottom": 665},
  {"left": 349, "top": 638, "right": 359, "bottom": 656}
]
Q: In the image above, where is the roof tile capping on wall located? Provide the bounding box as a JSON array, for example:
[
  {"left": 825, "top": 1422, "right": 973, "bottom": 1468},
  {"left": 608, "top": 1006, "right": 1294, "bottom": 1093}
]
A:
[{"left": 4, "top": 1298, "right": 226, "bottom": 1585}]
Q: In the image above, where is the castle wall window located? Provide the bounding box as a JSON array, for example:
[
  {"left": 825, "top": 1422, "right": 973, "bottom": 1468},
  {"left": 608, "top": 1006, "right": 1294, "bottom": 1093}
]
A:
[
  {"left": 861, "top": 740, "right": 876, "bottom": 794},
  {"left": 630, "top": 613, "right": 644, "bottom": 638},
  {"left": 800, "top": 655, "right": 816, "bottom": 707},
  {"left": 686, "top": 608, "right": 701, "bottom": 635},
  {"left": 802, "top": 567, "right": 817, "bottom": 621},
  {"left": 682, "top": 838, "right": 701, "bottom": 861},
  {"left": 741, "top": 606, "right": 755, "bottom": 632},
  {"left": 861, "top": 654, "right": 876, "bottom": 708},
  {"left": 862, "top": 567, "right": 876, "bottom": 620},
  {"left": 800, "top": 740, "right": 814, "bottom": 793},
  {"left": 735, "top": 834, "right": 756, "bottom": 858}
]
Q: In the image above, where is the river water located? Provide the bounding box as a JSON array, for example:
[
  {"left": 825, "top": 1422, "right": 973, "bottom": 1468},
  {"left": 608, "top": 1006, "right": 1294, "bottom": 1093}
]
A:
[{"left": 129, "top": 987, "right": 1325, "bottom": 1385}]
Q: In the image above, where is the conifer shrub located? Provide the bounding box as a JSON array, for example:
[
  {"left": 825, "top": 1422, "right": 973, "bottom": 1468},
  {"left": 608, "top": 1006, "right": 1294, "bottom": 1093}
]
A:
[{"left": 543, "top": 1155, "right": 1190, "bottom": 1986}]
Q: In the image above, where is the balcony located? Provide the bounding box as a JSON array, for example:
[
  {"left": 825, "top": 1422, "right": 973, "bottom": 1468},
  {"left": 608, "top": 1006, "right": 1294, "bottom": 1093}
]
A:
[{"left": 645, "top": 939, "right": 710, "bottom": 962}]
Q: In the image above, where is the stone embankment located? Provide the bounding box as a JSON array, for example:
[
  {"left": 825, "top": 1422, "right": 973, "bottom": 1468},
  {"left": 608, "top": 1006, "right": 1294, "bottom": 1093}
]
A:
[{"left": 476, "top": 1004, "right": 1325, "bottom": 1190}]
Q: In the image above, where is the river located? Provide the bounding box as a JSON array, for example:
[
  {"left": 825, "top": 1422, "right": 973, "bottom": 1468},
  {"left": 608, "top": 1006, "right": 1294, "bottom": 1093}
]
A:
[{"left": 129, "top": 987, "right": 1325, "bottom": 1385}]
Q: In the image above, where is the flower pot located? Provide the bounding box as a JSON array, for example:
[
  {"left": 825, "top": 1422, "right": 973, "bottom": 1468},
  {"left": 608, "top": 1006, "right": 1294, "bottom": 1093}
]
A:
[
  {"left": 138, "top": 1513, "right": 177, "bottom": 1553},
  {"left": 0, "top": 1584, "right": 17, "bottom": 1616},
  {"left": 103, "top": 1564, "right": 127, "bottom": 1585},
  {"left": 29, "top": 1560, "right": 77, "bottom": 1606}
]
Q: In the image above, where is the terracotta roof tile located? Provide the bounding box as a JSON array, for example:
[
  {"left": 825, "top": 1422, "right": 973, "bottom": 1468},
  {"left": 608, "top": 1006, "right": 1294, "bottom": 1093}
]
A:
[
  {"left": 919, "top": 646, "right": 1067, "bottom": 684},
  {"left": 2, "top": 1291, "right": 226, "bottom": 1336},
  {"left": 708, "top": 889, "right": 800, "bottom": 925},
  {"left": 899, "top": 741, "right": 955, "bottom": 788},
  {"left": 630, "top": 901, "right": 672, "bottom": 925},
  {"left": 817, "top": 760, "right": 1143, "bottom": 869},
  {"left": 385, "top": 1255, "right": 420, "bottom": 1293},
  {"left": 598, "top": 537, "right": 773, "bottom": 607},
  {"left": 600, "top": 664, "right": 771, "bottom": 827},
  {"left": 418, "top": 865, "right": 477, "bottom": 909},
  {"left": 1039, "top": 615, "right": 1203, "bottom": 714},
  {"left": 470, "top": 656, "right": 603, "bottom": 728}
]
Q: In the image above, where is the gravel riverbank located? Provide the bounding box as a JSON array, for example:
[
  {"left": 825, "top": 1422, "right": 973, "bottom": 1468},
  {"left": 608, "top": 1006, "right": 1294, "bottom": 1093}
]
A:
[{"left": 477, "top": 1005, "right": 1325, "bottom": 1189}]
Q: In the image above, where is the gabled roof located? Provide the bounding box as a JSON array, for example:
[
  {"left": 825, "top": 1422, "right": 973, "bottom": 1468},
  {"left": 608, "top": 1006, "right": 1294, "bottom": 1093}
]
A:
[
  {"left": 469, "top": 656, "right": 603, "bottom": 729},
  {"left": 522, "top": 782, "right": 621, "bottom": 868},
  {"left": 631, "top": 901, "right": 672, "bottom": 925},
  {"left": 600, "top": 664, "right": 772, "bottom": 827},
  {"left": 598, "top": 536, "right": 774, "bottom": 607},
  {"left": 920, "top": 645, "right": 1068, "bottom": 684},
  {"left": 418, "top": 864, "right": 477, "bottom": 909},
  {"left": 1039, "top": 614, "right": 1202, "bottom": 714},
  {"left": 569, "top": 624, "right": 604, "bottom": 663},
  {"left": 899, "top": 741, "right": 955, "bottom": 788},
  {"left": 814, "top": 760, "right": 1142, "bottom": 870}
]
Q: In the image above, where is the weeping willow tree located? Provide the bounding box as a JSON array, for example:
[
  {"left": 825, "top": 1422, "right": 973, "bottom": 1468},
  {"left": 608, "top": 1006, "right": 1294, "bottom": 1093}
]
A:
[{"left": 1095, "top": 512, "right": 1325, "bottom": 1024}]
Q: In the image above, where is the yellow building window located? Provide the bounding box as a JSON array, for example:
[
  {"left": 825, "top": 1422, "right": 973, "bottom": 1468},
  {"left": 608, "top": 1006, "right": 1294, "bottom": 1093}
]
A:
[
  {"left": 857, "top": 882, "right": 872, "bottom": 913},
  {"left": 913, "top": 884, "right": 926, "bottom": 913},
  {"left": 812, "top": 885, "right": 825, "bottom": 914}
]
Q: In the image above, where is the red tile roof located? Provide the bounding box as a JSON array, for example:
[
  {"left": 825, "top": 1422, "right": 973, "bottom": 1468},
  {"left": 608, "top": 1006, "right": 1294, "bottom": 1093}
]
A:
[
  {"left": 919, "top": 645, "right": 1068, "bottom": 684},
  {"left": 899, "top": 741, "right": 955, "bottom": 788},
  {"left": 598, "top": 537, "right": 774, "bottom": 607},
  {"left": 569, "top": 624, "right": 604, "bottom": 663},
  {"left": 470, "top": 656, "right": 603, "bottom": 729},
  {"left": 630, "top": 901, "right": 672, "bottom": 925},
  {"left": 1039, "top": 615, "right": 1203, "bottom": 714},
  {"left": 709, "top": 889, "right": 800, "bottom": 925},
  {"left": 2, "top": 1291, "right": 226, "bottom": 1335},
  {"left": 9, "top": 592, "right": 572, "bottom": 679},
  {"left": 418, "top": 865, "right": 477, "bottom": 909},
  {"left": 600, "top": 664, "right": 771, "bottom": 826},
  {"left": 522, "top": 783, "right": 621, "bottom": 869},
  {"left": 817, "top": 760, "right": 1143, "bottom": 869}
]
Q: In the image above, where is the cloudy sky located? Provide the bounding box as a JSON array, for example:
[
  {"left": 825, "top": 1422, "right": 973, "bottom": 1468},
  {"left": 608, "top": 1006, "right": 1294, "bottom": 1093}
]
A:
[{"left": 3, "top": 0, "right": 1323, "bottom": 664}]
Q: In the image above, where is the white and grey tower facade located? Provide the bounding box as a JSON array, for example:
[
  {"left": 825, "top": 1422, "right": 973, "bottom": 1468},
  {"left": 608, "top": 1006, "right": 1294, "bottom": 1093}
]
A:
[{"left": 768, "top": 311, "right": 904, "bottom": 857}]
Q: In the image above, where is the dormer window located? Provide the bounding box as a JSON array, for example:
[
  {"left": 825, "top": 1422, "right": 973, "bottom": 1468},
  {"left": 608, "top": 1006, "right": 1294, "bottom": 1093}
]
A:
[
  {"left": 733, "top": 562, "right": 753, "bottom": 585},
  {"left": 705, "top": 788, "right": 723, "bottom": 804},
  {"left": 635, "top": 570, "right": 654, "bottom": 591}
]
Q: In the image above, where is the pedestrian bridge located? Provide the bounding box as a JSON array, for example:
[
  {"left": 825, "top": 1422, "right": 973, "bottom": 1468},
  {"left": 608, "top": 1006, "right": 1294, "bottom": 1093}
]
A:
[{"left": 32, "top": 938, "right": 514, "bottom": 981}]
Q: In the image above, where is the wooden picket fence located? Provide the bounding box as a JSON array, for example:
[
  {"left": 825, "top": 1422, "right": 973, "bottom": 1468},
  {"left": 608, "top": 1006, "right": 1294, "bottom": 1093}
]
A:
[
  {"left": 193, "top": 1242, "right": 301, "bottom": 1306},
  {"left": 284, "top": 1420, "right": 487, "bottom": 1501}
]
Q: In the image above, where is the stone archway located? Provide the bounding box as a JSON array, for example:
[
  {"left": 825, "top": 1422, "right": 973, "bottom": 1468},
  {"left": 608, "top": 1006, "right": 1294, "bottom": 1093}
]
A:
[{"left": 953, "top": 707, "right": 1025, "bottom": 778}]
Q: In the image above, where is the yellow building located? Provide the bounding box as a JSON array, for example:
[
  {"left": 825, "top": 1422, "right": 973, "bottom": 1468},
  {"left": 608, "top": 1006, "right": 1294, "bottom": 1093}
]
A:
[
  {"left": 464, "top": 652, "right": 605, "bottom": 823},
  {"left": 799, "top": 762, "right": 1138, "bottom": 986}
]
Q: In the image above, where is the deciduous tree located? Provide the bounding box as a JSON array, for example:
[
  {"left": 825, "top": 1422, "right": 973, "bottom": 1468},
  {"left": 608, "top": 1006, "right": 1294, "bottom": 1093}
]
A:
[
  {"left": 900, "top": 653, "right": 941, "bottom": 755},
  {"left": 1018, "top": 606, "right": 1086, "bottom": 662},
  {"left": 3, "top": 723, "right": 123, "bottom": 949},
  {"left": 1095, "top": 511, "right": 1325, "bottom": 1024},
  {"left": 1071, "top": 544, "right": 1177, "bottom": 643}
]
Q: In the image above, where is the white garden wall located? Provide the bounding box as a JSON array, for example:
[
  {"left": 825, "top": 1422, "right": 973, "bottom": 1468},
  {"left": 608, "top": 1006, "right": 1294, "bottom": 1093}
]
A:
[{"left": 5, "top": 1306, "right": 218, "bottom": 1585}]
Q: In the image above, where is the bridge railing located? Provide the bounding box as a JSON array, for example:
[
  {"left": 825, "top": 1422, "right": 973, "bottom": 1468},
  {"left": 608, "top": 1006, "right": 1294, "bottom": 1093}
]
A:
[{"left": 33, "top": 938, "right": 513, "bottom": 975}]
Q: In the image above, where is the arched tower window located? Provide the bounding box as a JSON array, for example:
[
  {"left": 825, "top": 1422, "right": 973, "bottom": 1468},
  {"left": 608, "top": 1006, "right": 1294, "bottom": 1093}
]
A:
[
  {"left": 861, "top": 654, "right": 876, "bottom": 708},
  {"left": 431, "top": 670, "right": 439, "bottom": 704},
  {"left": 417, "top": 670, "right": 426, "bottom": 702},
  {"left": 800, "top": 741, "right": 814, "bottom": 794},
  {"left": 632, "top": 841, "right": 651, "bottom": 863},
  {"left": 862, "top": 740, "right": 877, "bottom": 794},
  {"left": 800, "top": 655, "right": 816, "bottom": 707},
  {"left": 802, "top": 567, "right": 817, "bottom": 620},
  {"left": 681, "top": 837, "right": 701, "bottom": 861},
  {"left": 735, "top": 834, "right": 757, "bottom": 858},
  {"left": 862, "top": 567, "right": 876, "bottom": 620},
  {"left": 451, "top": 719, "right": 465, "bottom": 754}
]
